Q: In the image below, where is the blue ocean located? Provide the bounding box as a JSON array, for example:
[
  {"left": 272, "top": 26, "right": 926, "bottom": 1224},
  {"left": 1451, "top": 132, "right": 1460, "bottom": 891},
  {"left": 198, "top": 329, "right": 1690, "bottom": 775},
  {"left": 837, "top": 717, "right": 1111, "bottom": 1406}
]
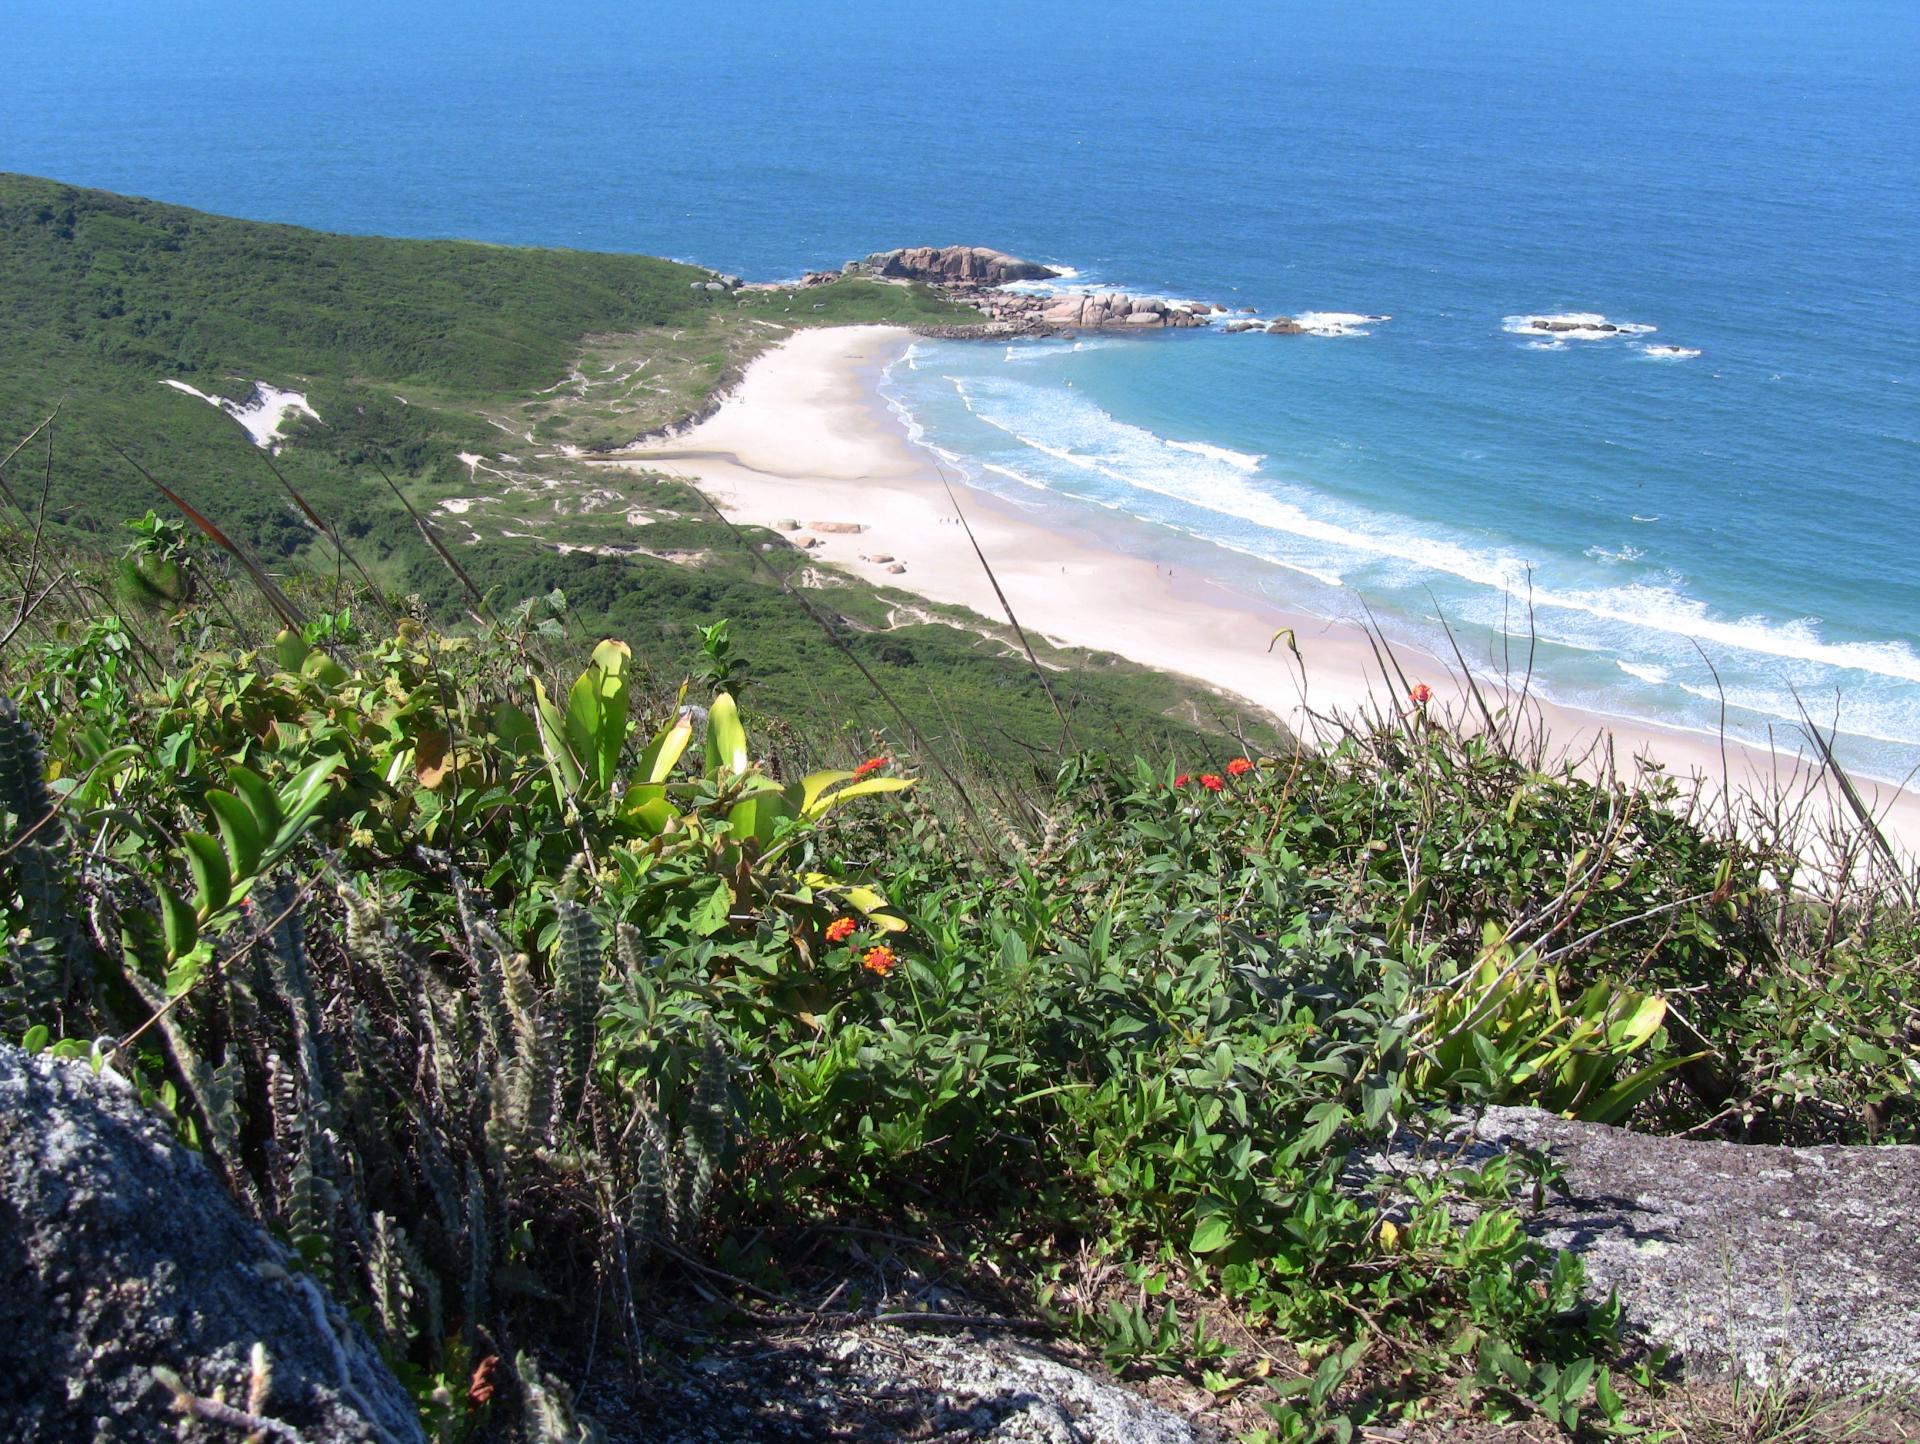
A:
[{"left": 9, "top": 1, "right": 1919, "bottom": 777}]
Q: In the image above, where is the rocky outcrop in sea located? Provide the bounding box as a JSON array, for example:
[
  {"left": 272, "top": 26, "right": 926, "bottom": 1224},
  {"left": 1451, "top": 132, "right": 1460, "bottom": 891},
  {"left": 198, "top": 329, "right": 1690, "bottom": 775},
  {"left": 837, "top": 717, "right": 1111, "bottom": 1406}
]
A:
[{"left": 845, "top": 245, "right": 1324, "bottom": 339}]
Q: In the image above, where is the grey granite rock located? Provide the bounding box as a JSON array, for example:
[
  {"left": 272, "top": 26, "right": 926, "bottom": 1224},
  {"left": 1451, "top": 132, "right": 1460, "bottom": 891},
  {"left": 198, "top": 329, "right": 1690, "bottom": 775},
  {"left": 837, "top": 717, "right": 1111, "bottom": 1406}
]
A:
[
  {"left": 614, "top": 1324, "right": 1208, "bottom": 1443},
  {"left": 0, "top": 1043, "right": 423, "bottom": 1443},
  {"left": 1359, "top": 1106, "right": 1920, "bottom": 1390}
]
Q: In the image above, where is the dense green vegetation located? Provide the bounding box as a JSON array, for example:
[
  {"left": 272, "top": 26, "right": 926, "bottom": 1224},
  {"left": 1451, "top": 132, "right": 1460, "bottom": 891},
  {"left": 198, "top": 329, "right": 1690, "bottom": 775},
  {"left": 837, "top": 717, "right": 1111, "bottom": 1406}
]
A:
[
  {"left": 0, "top": 172, "right": 978, "bottom": 555},
  {"left": 0, "top": 176, "right": 1258, "bottom": 778},
  {"left": 2, "top": 523, "right": 1913, "bottom": 1441},
  {"left": 2, "top": 179, "right": 1914, "bottom": 1441}
]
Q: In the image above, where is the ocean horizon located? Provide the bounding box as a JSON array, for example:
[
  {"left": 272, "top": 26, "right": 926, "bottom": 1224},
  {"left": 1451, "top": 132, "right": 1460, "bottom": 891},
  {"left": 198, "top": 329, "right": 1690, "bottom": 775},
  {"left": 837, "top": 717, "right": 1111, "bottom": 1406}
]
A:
[{"left": 9, "top": 0, "right": 1918, "bottom": 780}]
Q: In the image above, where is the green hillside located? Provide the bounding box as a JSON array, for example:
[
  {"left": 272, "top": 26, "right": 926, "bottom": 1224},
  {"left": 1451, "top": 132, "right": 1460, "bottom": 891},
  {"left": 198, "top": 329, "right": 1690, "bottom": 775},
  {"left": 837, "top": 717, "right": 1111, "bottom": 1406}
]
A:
[{"left": 0, "top": 176, "right": 1278, "bottom": 781}]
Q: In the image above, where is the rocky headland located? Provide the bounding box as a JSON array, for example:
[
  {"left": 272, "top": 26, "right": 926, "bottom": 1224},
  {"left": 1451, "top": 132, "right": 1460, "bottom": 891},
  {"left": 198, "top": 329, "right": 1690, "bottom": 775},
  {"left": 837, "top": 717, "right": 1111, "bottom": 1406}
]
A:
[{"left": 818, "top": 244, "right": 1315, "bottom": 339}]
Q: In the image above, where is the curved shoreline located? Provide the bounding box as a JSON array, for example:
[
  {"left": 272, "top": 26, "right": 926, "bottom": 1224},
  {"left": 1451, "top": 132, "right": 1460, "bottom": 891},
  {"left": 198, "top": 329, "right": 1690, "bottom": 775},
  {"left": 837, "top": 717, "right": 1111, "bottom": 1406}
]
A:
[{"left": 604, "top": 324, "right": 1920, "bottom": 863}]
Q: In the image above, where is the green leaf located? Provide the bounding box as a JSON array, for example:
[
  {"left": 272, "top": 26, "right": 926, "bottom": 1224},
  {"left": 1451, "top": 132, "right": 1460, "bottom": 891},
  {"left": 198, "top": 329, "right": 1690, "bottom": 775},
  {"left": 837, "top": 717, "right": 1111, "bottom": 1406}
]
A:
[
  {"left": 206, "top": 790, "right": 265, "bottom": 880},
  {"left": 532, "top": 673, "right": 583, "bottom": 799},
  {"left": 729, "top": 787, "right": 794, "bottom": 848},
  {"left": 801, "top": 774, "right": 914, "bottom": 820},
  {"left": 272, "top": 756, "right": 342, "bottom": 846},
  {"left": 797, "top": 769, "right": 855, "bottom": 813},
  {"left": 690, "top": 880, "right": 732, "bottom": 937},
  {"left": 705, "top": 691, "right": 749, "bottom": 776},
  {"left": 21, "top": 1024, "right": 49, "bottom": 1054},
  {"left": 634, "top": 714, "right": 693, "bottom": 784},
  {"left": 564, "top": 638, "right": 631, "bottom": 793},
  {"left": 1190, "top": 1214, "right": 1234, "bottom": 1254},
  {"left": 227, "top": 764, "right": 280, "bottom": 836},
  {"left": 182, "top": 832, "right": 231, "bottom": 918},
  {"left": 160, "top": 887, "right": 199, "bottom": 958}
]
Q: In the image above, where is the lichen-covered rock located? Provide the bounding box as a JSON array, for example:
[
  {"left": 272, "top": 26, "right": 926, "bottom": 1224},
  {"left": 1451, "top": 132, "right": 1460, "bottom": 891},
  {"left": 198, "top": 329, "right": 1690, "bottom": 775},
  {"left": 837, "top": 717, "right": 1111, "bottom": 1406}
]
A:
[
  {"left": 614, "top": 1324, "right": 1207, "bottom": 1443},
  {"left": 0, "top": 1043, "right": 424, "bottom": 1443},
  {"left": 1359, "top": 1106, "right": 1920, "bottom": 1391}
]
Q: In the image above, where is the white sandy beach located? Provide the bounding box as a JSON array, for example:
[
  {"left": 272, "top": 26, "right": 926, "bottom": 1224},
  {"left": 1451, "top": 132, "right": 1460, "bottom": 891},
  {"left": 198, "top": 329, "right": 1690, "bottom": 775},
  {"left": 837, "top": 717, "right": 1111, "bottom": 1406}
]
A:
[{"left": 605, "top": 325, "right": 1920, "bottom": 863}]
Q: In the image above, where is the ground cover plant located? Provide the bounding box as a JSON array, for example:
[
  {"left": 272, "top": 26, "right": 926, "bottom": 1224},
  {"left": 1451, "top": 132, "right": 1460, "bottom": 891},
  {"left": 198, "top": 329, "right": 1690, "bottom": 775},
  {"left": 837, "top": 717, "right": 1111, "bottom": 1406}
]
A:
[
  {"left": 3, "top": 177, "right": 1915, "bottom": 1442},
  {"left": 3, "top": 507, "right": 1914, "bottom": 1442}
]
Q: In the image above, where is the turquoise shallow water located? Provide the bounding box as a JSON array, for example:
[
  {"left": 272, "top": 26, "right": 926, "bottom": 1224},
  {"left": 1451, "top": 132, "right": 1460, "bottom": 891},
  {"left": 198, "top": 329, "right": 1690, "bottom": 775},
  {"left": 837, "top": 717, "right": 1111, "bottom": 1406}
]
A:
[{"left": 8, "top": 0, "right": 1919, "bottom": 776}]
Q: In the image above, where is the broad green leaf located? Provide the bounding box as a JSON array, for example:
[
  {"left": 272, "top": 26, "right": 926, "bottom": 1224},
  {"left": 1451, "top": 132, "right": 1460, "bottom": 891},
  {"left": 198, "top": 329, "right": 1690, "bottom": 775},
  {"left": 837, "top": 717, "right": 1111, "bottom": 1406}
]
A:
[
  {"left": 1612, "top": 994, "right": 1668, "bottom": 1052},
  {"left": 729, "top": 789, "right": 794, "bottom": 848},
  {"left": 705, "top": 691, "right": 749, "bottom": 776},
  {"left": 273, "top": 757, "right": 343, "bottom": 843},
  {"left": 622, "top": 782, "right": 680, "bottom": 836},
  {"left": 227, "top": 764, "right": 280, "bottom": 836},
  {"left": 797, "top": 769, "right": 855, "bottom": 813},
  {"left": 1190, "top": 1215, "right": 1234, "bottom": 1254},
  {"left": 564, "top": 638, "right": 631, "bottom": 793},
  {"left": 182, "top": 832, "right": 231, "bottom": 918},
  {"left": 205, "top": 790, "right": 265, "bottom": 880},
  {"left": 273, "top": 628, "right": 312, "bottom": 671},
  {"left": 492, "top": 701, "right": 540, "bottom": 757},
  {"left": 801, "top": 775, "right": 914, "bottom": 820},
  {"left": 690, "top": 879, "right": 732, "bottom": 937},
  {"left": 160, "top": 887, "right": 199, "bottom": 958},
  {"left": 634, "top": 715, "right": 693, "bottom": 784},
  {"left": 844, "top": 885, "right": 889, "bottom": 915}
]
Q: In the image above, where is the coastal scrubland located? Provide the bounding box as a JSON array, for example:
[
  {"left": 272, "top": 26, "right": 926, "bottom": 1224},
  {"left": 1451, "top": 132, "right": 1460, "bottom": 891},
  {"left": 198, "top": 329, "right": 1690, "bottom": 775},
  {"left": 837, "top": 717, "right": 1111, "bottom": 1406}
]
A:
[
  {"left": 1, "top": 179, "right": 1916, "bottom": 1442},
  {"left": 0, "top": 174, "right": 1256, "bottom": 779}
]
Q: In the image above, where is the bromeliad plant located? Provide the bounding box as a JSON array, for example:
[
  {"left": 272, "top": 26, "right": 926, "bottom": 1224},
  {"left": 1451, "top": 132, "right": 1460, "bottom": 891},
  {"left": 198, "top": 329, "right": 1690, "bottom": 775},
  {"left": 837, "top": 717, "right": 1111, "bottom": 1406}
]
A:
[
  {"left": 528, "top": 638, "right": 914, "bottom": 953},
  {"left": 1409, "top": 922, "right": 1705, "bottom": 1123}
]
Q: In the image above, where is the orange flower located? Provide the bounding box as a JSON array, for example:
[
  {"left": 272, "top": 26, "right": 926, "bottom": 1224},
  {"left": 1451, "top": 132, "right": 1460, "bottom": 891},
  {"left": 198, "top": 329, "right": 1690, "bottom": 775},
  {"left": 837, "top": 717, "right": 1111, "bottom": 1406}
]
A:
[
  {"left": 861, "top": 944, "right": 896, "bottom": 976},
  {"left": 1173, "top": 773, "right": 1191, "bottom": 787},
  {"left": 1199, "top": 773, "right": 1225, "bottom": 792},
  {"left": 1226, "top": 757, "right": 1252, "bottom": 777},
  {"left": 852, "top": 756, "right": 890, "bottom": 779},
  {"left": 1409, "top": 683, "right": 1433, "bottom": 706},
  {"left": 825, "top": 916, "right": 857, "bottom": 944},
  {"left": 469, "top": 1354, "right": 500, "bottom": 1407}
]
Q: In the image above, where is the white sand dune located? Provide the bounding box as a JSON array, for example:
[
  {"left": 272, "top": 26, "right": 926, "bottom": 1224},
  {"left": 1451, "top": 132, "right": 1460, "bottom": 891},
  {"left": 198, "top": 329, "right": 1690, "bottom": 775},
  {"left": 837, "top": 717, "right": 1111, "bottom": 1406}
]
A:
[{"left": 161, "top": 379, "right": 318, "bottom": 450}]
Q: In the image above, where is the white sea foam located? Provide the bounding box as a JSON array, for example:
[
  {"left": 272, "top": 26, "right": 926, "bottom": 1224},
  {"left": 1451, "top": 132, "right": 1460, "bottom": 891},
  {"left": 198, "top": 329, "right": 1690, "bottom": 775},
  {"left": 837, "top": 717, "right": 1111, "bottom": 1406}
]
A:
[
  {"left": 1639, "top": 344, "right": 1702, "bottom": 360},
  {"left": 160, "top": 379, "right": 319, "bottom": 450},
  {"left": 933, "top": 375, "right": 1920, "bottom": 690},
  {"left": 1584, "top": 543, "right": 1645, "bottom": 563},
  {"left": 1504, "top": 313, "right": 1657, "bottom": 343},
  {"left": 1292, "top": 311, "right": 1390, "bottom": 338},
  {"left": 1616, "top": 660, "right": 1671, "bottom": 684},
  {"left": 1165, "top": 438, "right": 1264, "bottom": 472},
  {"left": 1630, "top": 514, "right": 1661, "bottom": 523}
]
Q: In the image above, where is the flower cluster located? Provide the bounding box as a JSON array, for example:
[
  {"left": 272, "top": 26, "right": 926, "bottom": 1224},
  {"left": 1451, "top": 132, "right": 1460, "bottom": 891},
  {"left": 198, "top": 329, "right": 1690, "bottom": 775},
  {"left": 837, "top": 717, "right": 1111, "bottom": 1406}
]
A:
[
  {"left": 1171, "top": 757, "right": 1255, "bottom": 792},
  {"left": 1408, "top": 683, "right": 1433, "bottom": 706},
  {"left": 824, "top": 915, "right": 898, "bottom": 980},
  {"left": 852, "top": 755, "right": 890, "bottom": 780}
]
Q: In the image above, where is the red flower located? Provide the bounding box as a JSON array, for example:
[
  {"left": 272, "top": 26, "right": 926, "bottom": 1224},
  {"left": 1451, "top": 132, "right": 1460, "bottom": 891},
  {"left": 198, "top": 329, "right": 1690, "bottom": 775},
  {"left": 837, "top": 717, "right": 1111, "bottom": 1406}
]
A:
[
  {"left": 1226, "top": 757, "right": 1252, "bottom": 778},
  {"left": 825, "top": 916, "right": 857, "bottom": 944},
  {"left": 1408, "top": 683, "right": 1433, "bottom": 706},
  {"left": 852, "top": 756, "right": 890, "bottom": 779},
  {"left": 1199, "top": 773, "right": 1225, "bottom": 792},
  {"left": 861, "top": 944, "right": 897, "bottom": 976},
  {"left": 1173, "top": 773, "right": 1191, "bottom": 788}
]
